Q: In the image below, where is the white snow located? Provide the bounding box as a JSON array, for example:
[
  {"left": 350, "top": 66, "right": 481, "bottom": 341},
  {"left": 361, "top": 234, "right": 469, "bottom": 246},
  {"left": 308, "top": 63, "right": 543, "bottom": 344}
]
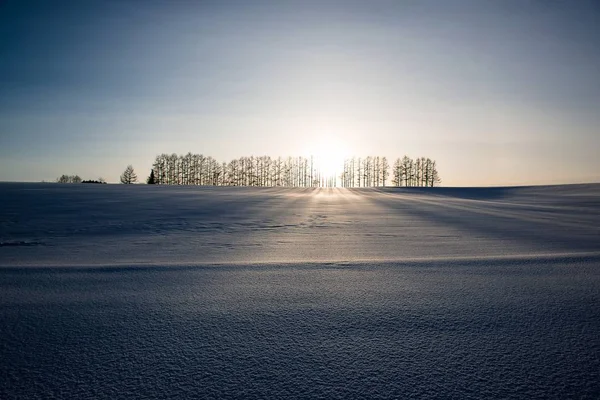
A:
[
  {"left": 2, "top": 183, "right": 599, "bottom": 266},
  {"left": 1, "top": 183, "right": 599, "bottom": 398}
]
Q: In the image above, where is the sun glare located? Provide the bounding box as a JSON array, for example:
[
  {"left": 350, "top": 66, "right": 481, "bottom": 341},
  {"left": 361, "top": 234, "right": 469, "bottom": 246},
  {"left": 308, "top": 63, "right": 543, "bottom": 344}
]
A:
[{"left": 313, "top": 137, "right": 347, "bottom": 179}]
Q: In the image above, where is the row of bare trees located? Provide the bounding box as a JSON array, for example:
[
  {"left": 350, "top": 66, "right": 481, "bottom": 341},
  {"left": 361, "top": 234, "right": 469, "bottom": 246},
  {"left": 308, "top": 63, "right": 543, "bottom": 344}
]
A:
[
  {"left": 334, "top": 156, "right": 440, "bottom": 187},
  {"left": 152, "top": 154, "right": 332, "bottom": 187},
  {"left": 392, "top": 157, "right": 441, "bottom": 187},
  {"left": 151, "top": 153, "right": 440, "bottom": 187},
  {"left": 340, "top": 156, "right": 390, "bottom": 187}
]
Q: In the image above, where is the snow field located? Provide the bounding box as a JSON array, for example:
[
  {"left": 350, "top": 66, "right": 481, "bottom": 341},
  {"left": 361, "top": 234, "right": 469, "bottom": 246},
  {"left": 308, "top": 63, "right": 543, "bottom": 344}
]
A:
[{"left": 1, "top": 183, "right": 599, "bottom": 398}]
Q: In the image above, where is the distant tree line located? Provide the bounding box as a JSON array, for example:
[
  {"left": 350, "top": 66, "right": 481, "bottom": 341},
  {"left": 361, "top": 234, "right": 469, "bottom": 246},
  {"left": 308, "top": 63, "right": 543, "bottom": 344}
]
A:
[
  {"left": 56, "top": 175, "right": 106, "bottom": 184},
  {"left": 56, "top": 174, "right": 82, "bottom": 183},
  {"left": 150, "top": 153, "right": 440, "bottom": 187},
  {"left": 82, "top": 179, "right": 107, "bottom": 184}
]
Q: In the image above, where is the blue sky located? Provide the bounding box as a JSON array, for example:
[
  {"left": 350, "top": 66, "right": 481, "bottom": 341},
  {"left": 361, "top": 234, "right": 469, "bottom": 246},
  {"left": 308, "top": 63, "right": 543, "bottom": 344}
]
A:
[{"left": 1, "top": 0, "right": 599, "bottom": 185}]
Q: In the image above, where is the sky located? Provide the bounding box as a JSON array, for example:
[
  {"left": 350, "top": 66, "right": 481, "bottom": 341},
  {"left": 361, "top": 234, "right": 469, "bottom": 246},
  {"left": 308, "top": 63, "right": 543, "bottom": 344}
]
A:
[{"left": 0, "top": 0, "right": 599, "bottom": 185}]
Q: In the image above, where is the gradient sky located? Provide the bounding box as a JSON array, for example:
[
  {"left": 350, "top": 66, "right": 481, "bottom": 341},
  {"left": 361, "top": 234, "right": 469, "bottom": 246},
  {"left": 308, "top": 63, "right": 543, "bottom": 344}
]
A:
[{"left": 1, "top": 0, "right": 599, "bottom": 185}]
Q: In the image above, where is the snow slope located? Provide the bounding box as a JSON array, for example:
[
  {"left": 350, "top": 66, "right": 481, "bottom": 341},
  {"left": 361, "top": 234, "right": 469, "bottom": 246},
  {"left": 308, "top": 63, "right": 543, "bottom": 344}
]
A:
[{"left": 1, "top": 183, "right": 599, "bottom": 398}]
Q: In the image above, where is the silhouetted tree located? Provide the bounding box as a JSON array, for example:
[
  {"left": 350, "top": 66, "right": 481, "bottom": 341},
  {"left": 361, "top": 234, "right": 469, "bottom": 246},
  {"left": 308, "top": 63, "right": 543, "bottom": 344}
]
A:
[
  {"left": 381, "top": 157, "right": 389, "bottom": 186},
  {"left": 430, "top": 160, "right": 441, "bottom": 187},
  {"left": 120, "top": 165, "right": 137, "bottom": 184},
  {"left": 147, "top": 169, "right": 156, "bottom": 184}
]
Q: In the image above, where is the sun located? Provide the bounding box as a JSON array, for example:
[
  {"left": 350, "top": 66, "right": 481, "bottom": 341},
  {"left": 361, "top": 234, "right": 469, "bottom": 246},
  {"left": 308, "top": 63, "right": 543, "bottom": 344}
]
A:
[{"left": 312, "top": 137, "right": 346, "bottom": 180}]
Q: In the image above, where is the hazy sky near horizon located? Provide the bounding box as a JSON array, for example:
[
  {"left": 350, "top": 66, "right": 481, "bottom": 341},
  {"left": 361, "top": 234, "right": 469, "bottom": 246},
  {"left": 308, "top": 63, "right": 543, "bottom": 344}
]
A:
[{"left": 1, "top": 0, "right": 599, "bottom": 185}]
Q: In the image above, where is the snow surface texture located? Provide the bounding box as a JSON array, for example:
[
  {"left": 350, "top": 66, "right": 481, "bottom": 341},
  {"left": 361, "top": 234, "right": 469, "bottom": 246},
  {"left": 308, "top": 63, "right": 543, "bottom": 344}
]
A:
[{"left": 1, "top": 183, "right": 599, "bottom": 398}]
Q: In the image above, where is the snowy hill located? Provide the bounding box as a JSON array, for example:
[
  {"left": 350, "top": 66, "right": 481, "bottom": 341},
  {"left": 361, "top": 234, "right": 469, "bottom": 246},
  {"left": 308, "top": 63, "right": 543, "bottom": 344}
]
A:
[{"left": 1, "top": 183, "right": 599, "bottom": 398}]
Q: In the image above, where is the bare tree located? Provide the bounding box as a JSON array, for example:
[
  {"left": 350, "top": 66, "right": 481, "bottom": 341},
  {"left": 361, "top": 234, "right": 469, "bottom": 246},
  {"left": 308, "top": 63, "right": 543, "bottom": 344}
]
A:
[
  {"left": 57, "top": 175, "right": 69, "bottom": 183},
  {"left": 120, "top": 165, "right": 137, "bottom": 184},
  {"left": 392, "top": 159, "right": 401, "bottom": 186},
  {"left": 430, "top": 160, "right": 441, "bottom": 187},
  {"left": 381, "top": 157, "right": 389, "bottom": 186}
]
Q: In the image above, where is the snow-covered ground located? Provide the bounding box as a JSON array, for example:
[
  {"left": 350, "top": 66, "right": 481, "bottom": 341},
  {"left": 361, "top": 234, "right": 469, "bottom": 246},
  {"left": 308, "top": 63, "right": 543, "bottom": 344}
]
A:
[{"left": 1, "top": 183, "right": 599, "bottom": 398}]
